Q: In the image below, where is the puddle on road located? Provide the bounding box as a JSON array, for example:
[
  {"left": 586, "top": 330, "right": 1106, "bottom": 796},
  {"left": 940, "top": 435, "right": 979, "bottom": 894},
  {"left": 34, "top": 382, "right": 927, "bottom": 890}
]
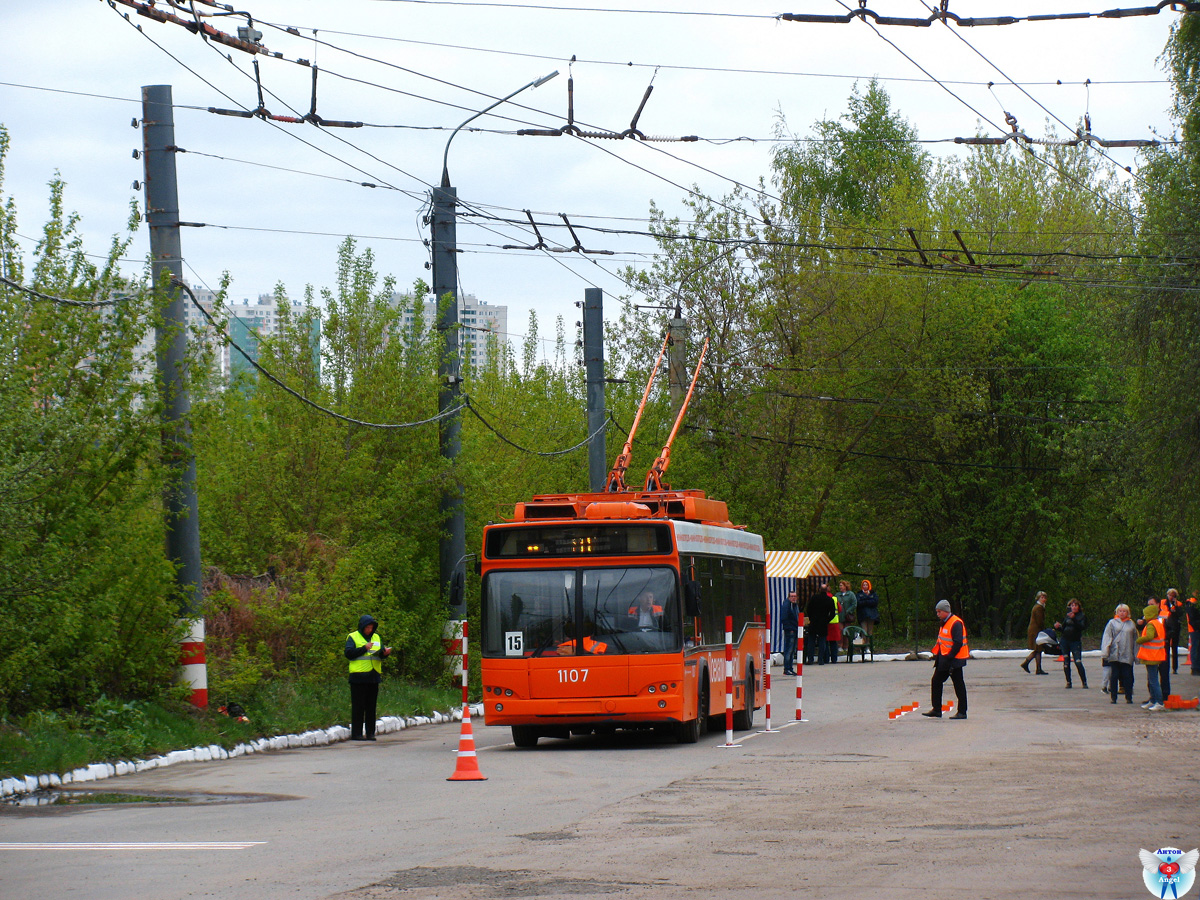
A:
[{"left": 2, "top": 788, "right": 298, "bottom": 811}]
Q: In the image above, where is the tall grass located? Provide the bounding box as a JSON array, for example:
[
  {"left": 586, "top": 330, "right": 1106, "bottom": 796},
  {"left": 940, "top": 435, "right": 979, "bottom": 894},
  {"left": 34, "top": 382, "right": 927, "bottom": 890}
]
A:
[{"left": 0, "top": 679, "right": 460, "bottom": 780}]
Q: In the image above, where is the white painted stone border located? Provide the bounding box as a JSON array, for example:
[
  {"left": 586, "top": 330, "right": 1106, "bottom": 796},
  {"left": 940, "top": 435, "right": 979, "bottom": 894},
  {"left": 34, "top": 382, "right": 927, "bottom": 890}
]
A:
[{"left": 0, "top": 703, "right": 484, "bottom": 801}]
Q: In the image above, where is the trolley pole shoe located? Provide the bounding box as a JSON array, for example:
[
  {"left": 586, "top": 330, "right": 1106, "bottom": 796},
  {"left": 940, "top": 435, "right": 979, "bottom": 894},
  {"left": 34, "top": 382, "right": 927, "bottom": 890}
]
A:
[{"left": 447, "top": 705, "right": 487, "bottom": 781}]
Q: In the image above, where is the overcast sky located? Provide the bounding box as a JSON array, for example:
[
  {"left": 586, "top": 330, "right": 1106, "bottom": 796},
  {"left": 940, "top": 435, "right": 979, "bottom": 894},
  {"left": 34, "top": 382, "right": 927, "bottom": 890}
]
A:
[{"left": 0, "top": 0, "right": 1183, "bottom": 357}]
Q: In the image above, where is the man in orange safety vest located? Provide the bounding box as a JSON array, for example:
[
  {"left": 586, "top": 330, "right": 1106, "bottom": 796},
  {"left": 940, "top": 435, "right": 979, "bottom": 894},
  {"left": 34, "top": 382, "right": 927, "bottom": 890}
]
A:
[{"left": 923, "top": 599, "right": 969, "bottom": 720}]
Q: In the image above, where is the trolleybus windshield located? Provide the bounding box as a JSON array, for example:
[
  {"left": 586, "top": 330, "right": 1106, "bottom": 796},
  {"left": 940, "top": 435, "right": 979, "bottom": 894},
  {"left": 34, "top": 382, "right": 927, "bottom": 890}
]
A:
[{"left": 482, "top": 567, "right": 680, "bottom": 658}]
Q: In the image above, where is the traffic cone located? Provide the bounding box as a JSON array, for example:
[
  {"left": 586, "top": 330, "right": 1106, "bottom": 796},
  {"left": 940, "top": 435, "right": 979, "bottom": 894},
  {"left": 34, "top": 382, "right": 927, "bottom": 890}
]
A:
[{"left": 447, "top": 705, "right": 487, "bottom": 781}]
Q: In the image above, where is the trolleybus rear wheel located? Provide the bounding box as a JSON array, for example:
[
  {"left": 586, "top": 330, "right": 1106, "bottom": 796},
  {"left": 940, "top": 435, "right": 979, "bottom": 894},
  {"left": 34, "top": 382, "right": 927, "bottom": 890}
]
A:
[{"left": 511, "top": 725, "right": 539, "bottom": 748}]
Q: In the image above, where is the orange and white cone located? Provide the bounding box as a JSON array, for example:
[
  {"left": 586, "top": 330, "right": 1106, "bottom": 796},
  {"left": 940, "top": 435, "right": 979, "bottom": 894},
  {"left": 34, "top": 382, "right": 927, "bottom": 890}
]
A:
[{"left": 447, "top": 705, "right": 487, "bottom": 781}]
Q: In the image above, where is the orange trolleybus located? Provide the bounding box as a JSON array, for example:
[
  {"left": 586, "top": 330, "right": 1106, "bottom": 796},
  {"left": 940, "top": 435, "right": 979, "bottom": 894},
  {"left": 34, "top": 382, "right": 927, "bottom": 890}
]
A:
[{"left": 479, "top": 337, "right": 767, "bottom": 747}]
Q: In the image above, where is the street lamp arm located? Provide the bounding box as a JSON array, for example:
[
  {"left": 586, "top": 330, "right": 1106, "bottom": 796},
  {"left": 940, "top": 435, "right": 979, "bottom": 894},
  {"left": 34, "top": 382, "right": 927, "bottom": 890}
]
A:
[{"left": 440, "top": 70, "right": 558, "bottom": 187}]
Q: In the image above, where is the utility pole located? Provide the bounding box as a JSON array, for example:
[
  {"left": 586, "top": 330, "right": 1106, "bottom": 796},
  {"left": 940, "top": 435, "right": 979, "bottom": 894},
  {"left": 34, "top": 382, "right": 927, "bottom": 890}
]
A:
[
  {"left": 142, "top": 84, "right": 206, "bottom": 707},
  {"left": 431, "top": 178, "right": 465, "bottom": 618},
  {"left": 667, "top": 305, "right": 689, "bottom": 418},
  {"left": 432, "top": 70, "right": 557, "bottom": 619},
  {"left": 582, "top": 287, "right": 606, "bottom": 491}
]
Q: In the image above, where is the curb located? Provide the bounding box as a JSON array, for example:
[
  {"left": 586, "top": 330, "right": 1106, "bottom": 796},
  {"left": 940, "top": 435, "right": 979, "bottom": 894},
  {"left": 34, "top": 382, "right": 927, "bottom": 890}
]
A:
[{"left": 0, "top": 703, "right": 484, "bottom": 802}]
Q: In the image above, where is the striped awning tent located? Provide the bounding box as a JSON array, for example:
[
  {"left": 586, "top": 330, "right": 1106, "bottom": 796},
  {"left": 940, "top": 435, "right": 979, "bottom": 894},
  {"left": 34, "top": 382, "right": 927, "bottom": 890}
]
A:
[
  {"left": 764, "top": 550, "right": 840, "bottom": 580},
  {"left": 764, "top": 551, "right": 840, "bottom": 652}
]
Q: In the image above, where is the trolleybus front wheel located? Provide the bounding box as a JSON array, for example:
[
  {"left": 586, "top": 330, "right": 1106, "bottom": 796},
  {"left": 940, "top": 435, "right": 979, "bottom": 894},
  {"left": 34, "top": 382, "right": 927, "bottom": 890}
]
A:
[
  {"left": 675, "top": 680, "right": 707, "bottom": 744},
  {"left": 511, "top": 725, "right": 540, "bottom": 748}
]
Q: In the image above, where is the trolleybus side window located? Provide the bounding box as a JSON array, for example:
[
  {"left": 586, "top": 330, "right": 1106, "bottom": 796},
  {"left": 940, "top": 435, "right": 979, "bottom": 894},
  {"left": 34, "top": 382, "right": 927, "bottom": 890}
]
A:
[{"left": 685, "top": 554, "right": 766, "bottom": 648}]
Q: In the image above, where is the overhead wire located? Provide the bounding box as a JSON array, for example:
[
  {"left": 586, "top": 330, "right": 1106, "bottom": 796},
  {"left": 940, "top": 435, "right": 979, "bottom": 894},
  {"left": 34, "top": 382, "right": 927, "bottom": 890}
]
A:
[
  {"left": 108, "top": 3, "right": 429, "bottom": 202},
  {"left": 0, "top": 273, "right": 134, "bottom": 308},
  {"left": 245, "top": 30, "right": 1170, "bottom": 89},
  {"left": 913, "top": 0, "right": 1153, "bottom": 187},
  {"left": 831, "top": 0, "right": 1142, "bottom": 224},
  {"left": 174, "top": 278, "right": 608, "bottom": 451}
]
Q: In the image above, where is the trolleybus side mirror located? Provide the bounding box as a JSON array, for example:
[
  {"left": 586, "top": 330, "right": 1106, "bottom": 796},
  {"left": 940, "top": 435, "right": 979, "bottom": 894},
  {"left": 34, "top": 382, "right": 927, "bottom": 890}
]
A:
[
  {"left": 448, "top": 570, "right": 464, "bottom": 613},
  {"left": 684, "top": 580, "right": 701, "bottom": 617}
]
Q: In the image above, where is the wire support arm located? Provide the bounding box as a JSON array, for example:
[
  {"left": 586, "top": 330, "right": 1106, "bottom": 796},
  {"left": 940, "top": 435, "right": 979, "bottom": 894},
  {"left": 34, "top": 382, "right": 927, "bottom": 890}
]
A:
[{"left": 778, "top": 0, "right": 1198, "bottom": 26}]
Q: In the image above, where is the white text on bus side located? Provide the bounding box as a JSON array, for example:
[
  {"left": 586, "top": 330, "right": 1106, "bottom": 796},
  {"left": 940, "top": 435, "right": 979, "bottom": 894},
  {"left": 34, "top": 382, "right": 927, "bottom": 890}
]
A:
[{"left": 558, "top": 668, "right": 590, "bottom": 683}]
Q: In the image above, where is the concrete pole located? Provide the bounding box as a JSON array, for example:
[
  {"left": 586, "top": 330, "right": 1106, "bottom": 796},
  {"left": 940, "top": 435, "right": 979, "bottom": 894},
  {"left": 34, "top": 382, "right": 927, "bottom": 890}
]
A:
[
  {"left": 142, "top": 85, "right": 206, "bottom": 707},
  {"left": 432, "top": 183, "right": 465, "bottom": 617},
  {"left": 583, "top": 288, "right": 606, "bottom": 492},
  {"left": 668, "top": 310, "right": 689, "bottom": 418}
]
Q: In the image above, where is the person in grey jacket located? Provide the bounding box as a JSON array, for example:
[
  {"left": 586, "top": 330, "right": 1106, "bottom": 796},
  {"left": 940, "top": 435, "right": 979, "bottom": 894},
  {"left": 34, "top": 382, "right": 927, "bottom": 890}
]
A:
[{"left": 1099, "top": 604, "right": 1137, "bottom": 705}]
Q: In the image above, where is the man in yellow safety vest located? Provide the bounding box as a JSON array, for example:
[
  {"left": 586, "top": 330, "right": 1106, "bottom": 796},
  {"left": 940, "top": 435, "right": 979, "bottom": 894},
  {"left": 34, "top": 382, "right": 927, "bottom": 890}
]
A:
[{"left": 345, "top": 614, "right": 393, "bottom": 741}]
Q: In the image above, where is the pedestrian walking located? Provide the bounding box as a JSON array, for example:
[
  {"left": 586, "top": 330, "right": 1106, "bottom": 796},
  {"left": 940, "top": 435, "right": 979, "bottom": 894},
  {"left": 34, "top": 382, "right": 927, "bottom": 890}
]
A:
[
  {"left": 345, "top": 614, "right": 393, "bottom": 740},
  {"left": 922, "top": 599, "right": 968, "bottom": 719},
  {"left": 1136, "top": 603, "right": 1167, "bottom": 711},
  {"left": 1054, "top": 599, "right": 1088, "bottom": 688},
  {"left": 1021, "top": 591, "right": 1050, "bottom": 674},
  {"left": 1099, "top": 604, "right": 1137, "bottom": 704},
  {"left": 781, "top": 589, "right": 800, "bottom": 676}
]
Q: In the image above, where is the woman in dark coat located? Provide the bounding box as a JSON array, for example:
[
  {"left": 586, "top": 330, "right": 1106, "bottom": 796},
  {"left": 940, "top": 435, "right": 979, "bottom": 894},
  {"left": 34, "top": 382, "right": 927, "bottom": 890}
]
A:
[
  {"left": 1054, "top": 598, "right": 1088, "bottom": 688},
  {"left": 1021, "top": 591, "right": 1049, "bottom": 674}
]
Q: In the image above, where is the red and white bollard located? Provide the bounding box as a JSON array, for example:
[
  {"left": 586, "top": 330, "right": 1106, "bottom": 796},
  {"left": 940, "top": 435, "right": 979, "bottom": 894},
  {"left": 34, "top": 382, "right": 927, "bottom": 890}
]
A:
[
  {"left": 460, "top": 619, "right": 469, "bottom": 707},
  {"left": 794, "top": 624, "right": 806, "bottom": 722},
  {"left": 179, "top": 618, "right": 207, "bottom": 708},
  {"left": 762, "top": 609, "right": 775, "bottom": 732},
  {"left": 718, "top": 615, "right": 741, "bottom": 748}
]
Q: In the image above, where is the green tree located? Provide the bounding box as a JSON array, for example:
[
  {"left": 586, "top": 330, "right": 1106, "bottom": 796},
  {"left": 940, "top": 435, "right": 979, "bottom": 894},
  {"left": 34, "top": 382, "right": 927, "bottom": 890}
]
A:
[{"left": 0, "top": 127, "right": 179, "bottom": 714}]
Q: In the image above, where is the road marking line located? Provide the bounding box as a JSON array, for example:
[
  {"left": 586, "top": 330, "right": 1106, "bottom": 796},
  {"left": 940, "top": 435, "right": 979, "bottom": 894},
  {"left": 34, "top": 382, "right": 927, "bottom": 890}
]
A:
[{"left": 0, "top": 842, "right": 266, "bottom": 851}]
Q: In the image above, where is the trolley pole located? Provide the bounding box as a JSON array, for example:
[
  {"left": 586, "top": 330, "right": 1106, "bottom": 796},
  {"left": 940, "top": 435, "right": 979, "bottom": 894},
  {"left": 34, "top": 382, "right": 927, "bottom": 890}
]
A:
[
  {"left": 142, "top": 84, "right": 206, "bottom": 707},
  {"left": 583, "top": 287, "right": 606, "bottom": 491}
]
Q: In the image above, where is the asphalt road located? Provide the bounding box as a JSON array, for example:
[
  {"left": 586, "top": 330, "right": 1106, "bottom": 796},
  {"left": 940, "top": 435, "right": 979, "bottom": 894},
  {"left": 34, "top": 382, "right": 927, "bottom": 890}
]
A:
[{"left": 1, "top": 657, "right": 1197, "bottom": 900}]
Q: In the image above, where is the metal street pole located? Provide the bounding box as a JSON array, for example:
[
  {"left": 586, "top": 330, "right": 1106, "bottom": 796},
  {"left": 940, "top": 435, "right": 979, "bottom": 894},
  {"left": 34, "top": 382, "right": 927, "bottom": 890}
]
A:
[
  {"left": 583, "top": 287, "right": 606, "bottom": 491},
  {"left": 433, "top": 70, "right": 558, "bottom": 617},
  {"left": 667, "top": 305, "right": 689, "bottom": 418},
  {"left": 142, "top": 84, "right": 206, "bottom": 707}
]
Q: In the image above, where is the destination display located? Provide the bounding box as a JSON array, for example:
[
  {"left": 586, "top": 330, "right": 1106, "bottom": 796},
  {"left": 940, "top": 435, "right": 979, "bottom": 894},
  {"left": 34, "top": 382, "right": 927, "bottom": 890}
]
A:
[{"left": 485, "top": 524, "right": 672, "bottom": 558}]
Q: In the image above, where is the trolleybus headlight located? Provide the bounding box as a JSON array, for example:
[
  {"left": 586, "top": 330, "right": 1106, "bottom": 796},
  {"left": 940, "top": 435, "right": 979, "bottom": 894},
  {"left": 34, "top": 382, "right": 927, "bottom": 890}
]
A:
[
  {"left": 660, "top": 684, "right": 668, "bottom": 692},
  {"left": 658, "top": 700, "right": 667, "bottom": 708},
  {"left": 648, "top": 685, "right": 655, "bottom": 693},
  {"left": 495, "top": 703, "right": 503, "bottom": 711},
  {"left": 504, "top": 689, "right": 513, "bottom": 696}
]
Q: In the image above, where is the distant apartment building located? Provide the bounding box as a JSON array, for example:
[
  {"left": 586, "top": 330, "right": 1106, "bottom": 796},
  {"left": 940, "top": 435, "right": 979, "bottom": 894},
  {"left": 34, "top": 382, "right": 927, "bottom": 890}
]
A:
[
  {"left": 393, "top": 292, "right": 508, "bottom": 370},
  {"left": 131, "top": 285, "right": 319, "bottom": 384}
]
